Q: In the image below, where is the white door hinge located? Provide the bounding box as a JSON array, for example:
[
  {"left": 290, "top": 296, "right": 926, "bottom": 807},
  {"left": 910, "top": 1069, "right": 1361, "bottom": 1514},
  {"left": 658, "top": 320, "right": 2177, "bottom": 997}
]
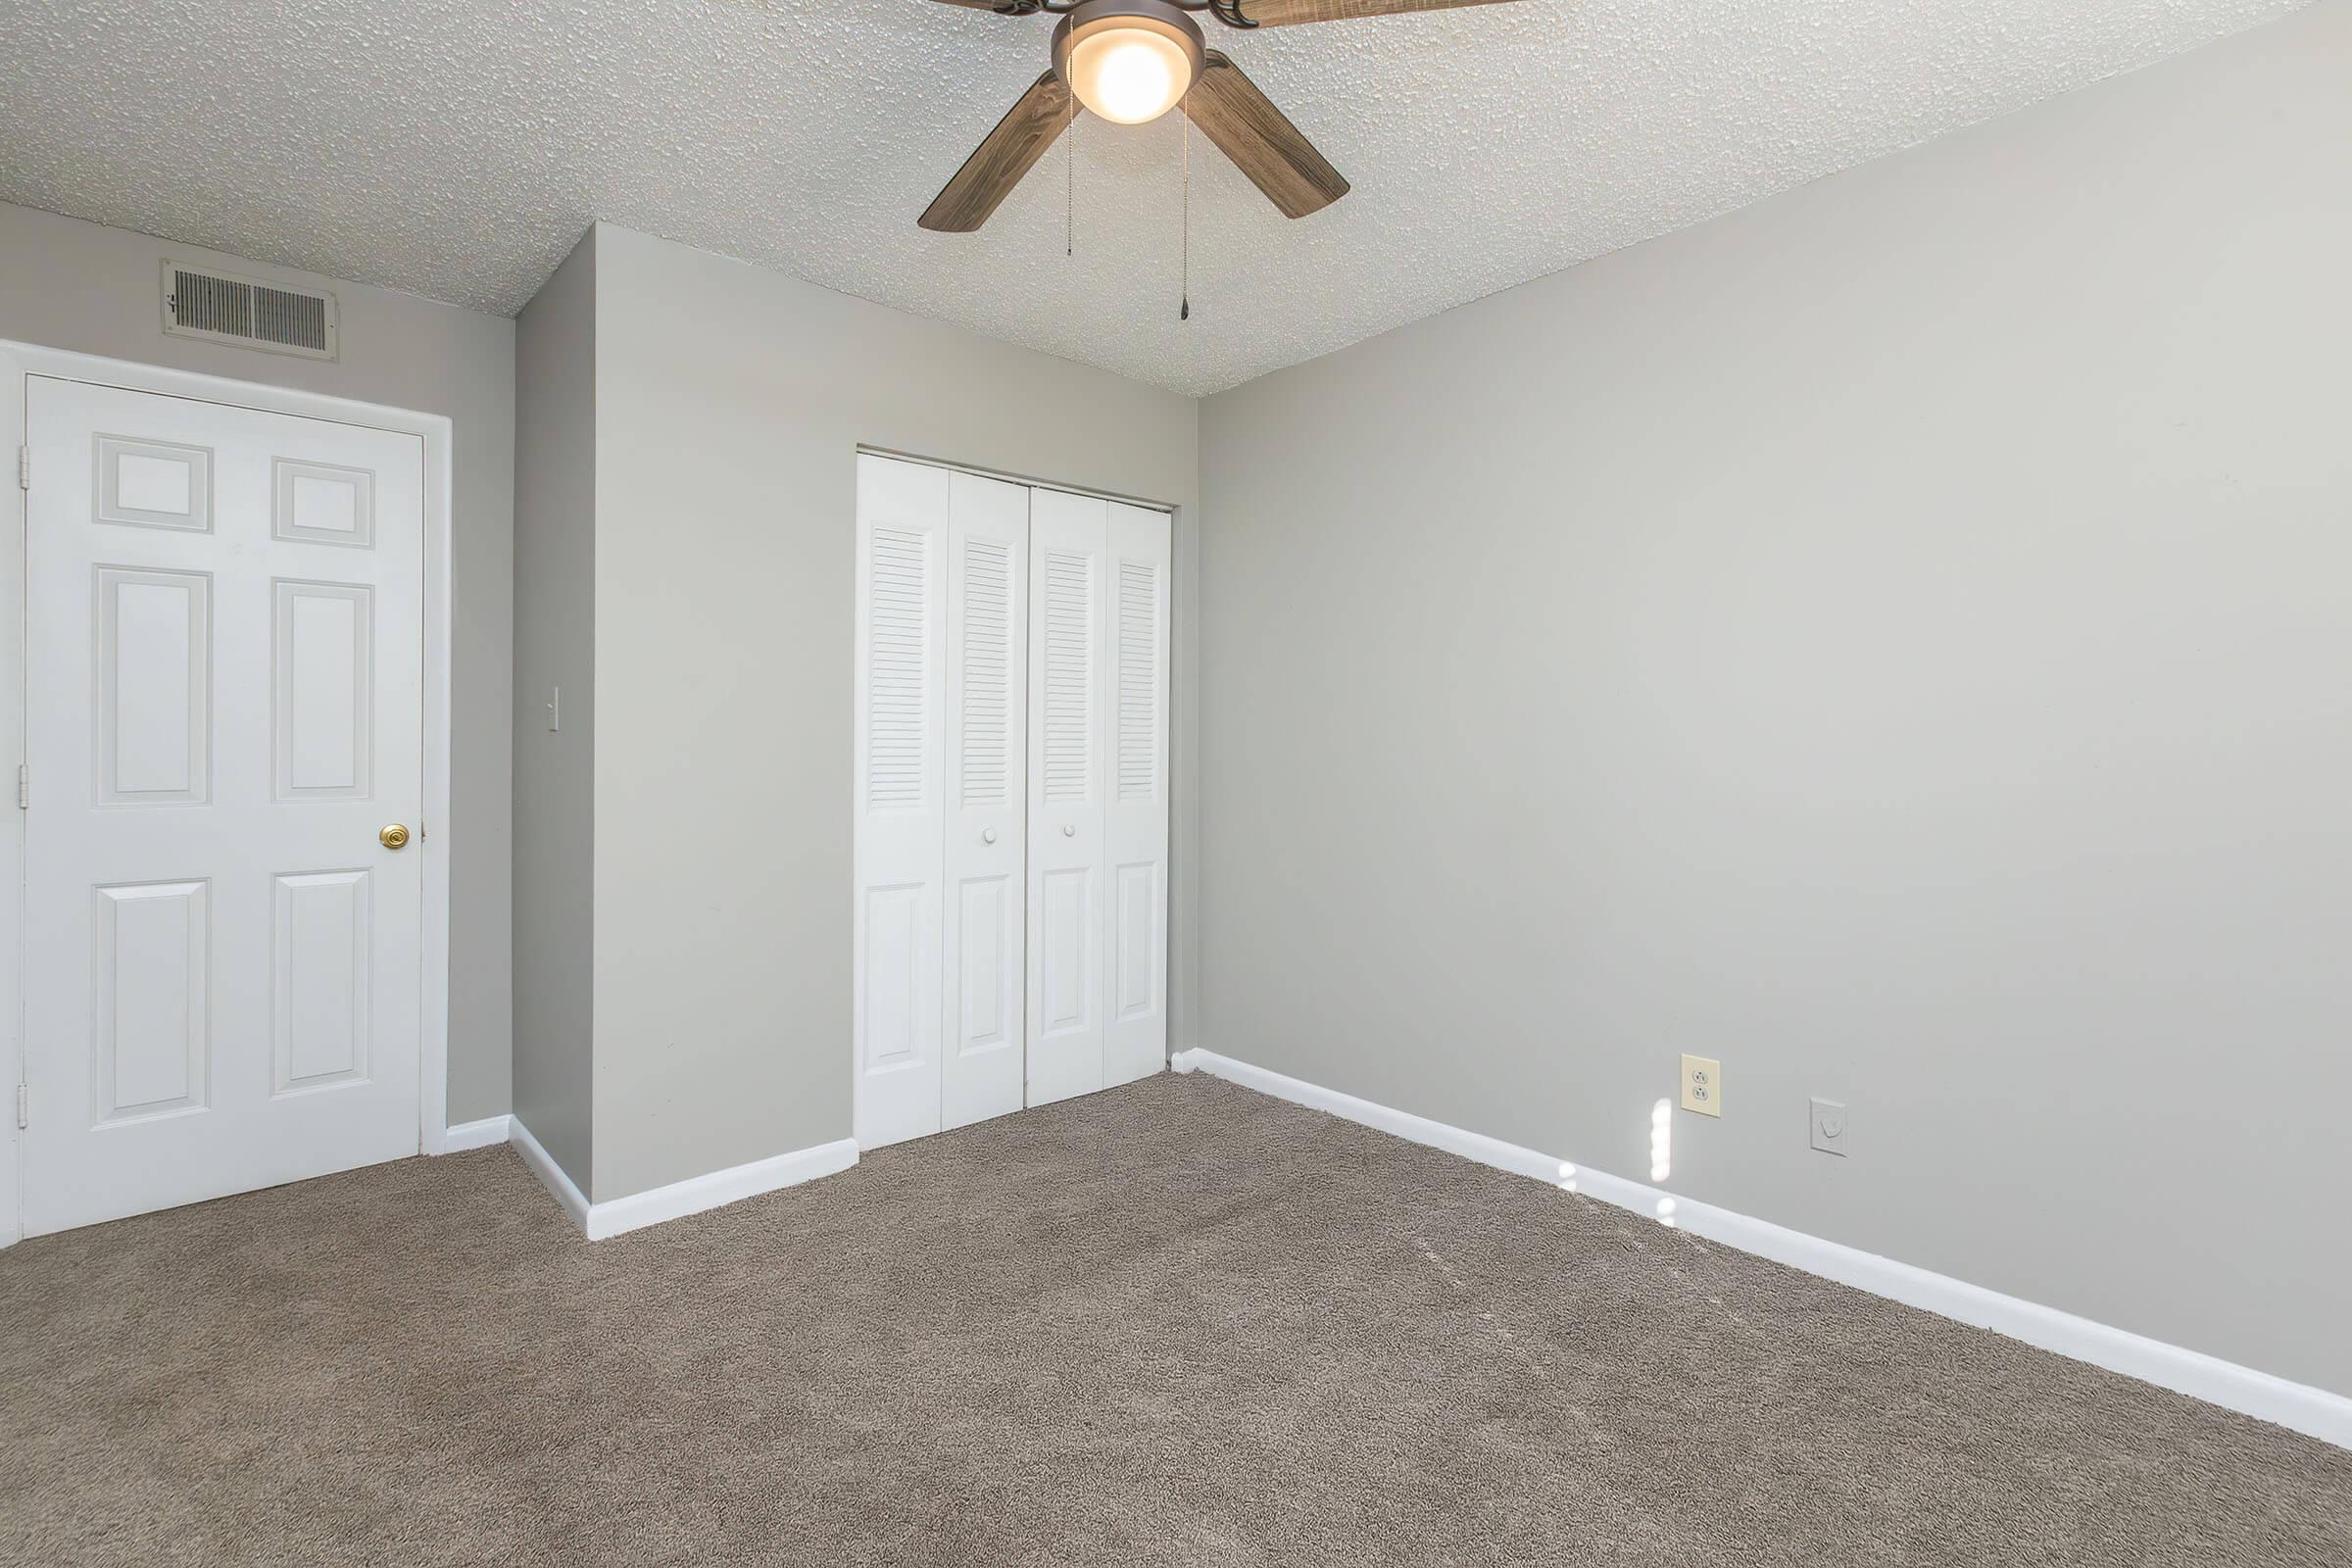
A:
[
  {"left": 16, "top": 763, "right": 24, "bottom": 810},
  {"left": 16, "top": 444, "right": 26, "bottom": 491},
  {"left": 15, "top": 1084, "right": 25, "bottom": 1130}
]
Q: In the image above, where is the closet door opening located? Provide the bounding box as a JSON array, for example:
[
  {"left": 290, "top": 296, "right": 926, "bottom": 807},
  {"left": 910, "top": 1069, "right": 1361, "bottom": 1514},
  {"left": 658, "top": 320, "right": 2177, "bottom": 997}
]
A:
[{"left": 853, "top": 452, "right": 1170, "bottom": 1151}]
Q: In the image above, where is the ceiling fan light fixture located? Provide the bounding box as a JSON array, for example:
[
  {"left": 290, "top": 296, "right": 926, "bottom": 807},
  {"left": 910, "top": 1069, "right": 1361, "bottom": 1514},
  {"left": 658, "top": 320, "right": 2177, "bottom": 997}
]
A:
[{"left": 1053, "top": 0, "right": 1205, "bottom": 125}]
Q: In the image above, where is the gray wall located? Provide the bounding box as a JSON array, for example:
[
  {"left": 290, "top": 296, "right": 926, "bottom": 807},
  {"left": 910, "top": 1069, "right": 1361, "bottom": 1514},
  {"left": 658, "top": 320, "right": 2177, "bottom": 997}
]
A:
[
  {"left": 1196, "top": 5, "right": 2351, "bottom": 1396},
  {"left": 586, "top": 222, "right": 1200, "bottom": 1201},
  {"left": 0, "top": 200, "right": 516, "bottom": 1125},
  {"left": 512, "top": 229, "right": 597, "bottom": 1189}
]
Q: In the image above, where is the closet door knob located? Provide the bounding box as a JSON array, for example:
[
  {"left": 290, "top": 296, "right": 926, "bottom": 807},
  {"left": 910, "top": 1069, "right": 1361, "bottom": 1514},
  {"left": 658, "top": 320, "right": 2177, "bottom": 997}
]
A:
[
  {"left": 981, "top": 828, "right": 997, "bottom": 845},
  {"left": 1063, "top": 824, "right": 1076, "bottom": 837}
]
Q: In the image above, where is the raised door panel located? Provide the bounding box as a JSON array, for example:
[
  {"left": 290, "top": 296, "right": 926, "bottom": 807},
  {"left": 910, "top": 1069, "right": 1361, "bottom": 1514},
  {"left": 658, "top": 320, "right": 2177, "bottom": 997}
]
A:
[
  {"left": 95, "top": 567, "right": 211, "bottom": 806},
  {"left": 96, "top": 436, "right": 213, "bottom": 532},
  {"left": 955, "top": 875, "right": 1013, "bottom": 1049},
  {"left": 1112, "top": 861, "right": 1158, "bottom": 1021},
  {"left": 94, "top": 880, "right": 210, "bottom": 1123},
  {"left": 272, "top": 459, "right": 376, "bottom": 549},
  {"left": 1102, "top": 502, "right": 1171, "bottom": 1089},
  {"left": 1039, "top": 867, "right": 1093, "bottom": 1032},
  {"left": 861, "top": 882, "right": 931, "bottom": 1072},
  {"left": 272, "top": 580, "right": 373, "bottom": 800},
  {"left": 941, "top": 471, "right": 1028, "bottom": 1132},
  {"left": 273, "top": 870, "right": 371, "bottom": 1093}
]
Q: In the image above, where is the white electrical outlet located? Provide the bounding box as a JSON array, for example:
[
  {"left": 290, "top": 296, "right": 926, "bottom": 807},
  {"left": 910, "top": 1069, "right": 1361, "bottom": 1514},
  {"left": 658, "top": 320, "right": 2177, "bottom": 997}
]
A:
[
  {"left": 1680, "top": 1054, "right": 1721, "bottom": 1117},
  {"left": 1810, "top": 1097, "right": 1848, "bottom": 1156}
]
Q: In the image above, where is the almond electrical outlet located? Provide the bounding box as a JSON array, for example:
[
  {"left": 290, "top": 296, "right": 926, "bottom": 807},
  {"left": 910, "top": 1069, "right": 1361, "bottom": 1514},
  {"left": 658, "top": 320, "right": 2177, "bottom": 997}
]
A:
[{"left": 1680, "top": 1054, "right": 1721, "bottom": 1117}]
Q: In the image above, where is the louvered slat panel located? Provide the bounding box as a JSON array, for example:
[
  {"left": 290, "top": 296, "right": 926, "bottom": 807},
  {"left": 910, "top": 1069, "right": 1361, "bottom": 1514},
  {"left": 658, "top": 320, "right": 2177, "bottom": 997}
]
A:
[
  {"left": 175, "top": 270, "right": 252, "bottom": 338},
  {"left": 1116, "top": 560, "right": 1157, "bottom": 800},
  {"left": 867, "top": 527, "right": 930, "bottom": 810},
  {"left": 253, "top": 284, "right": 330, "bottom": 352},
  {"left": 959, "top": 537, "right": 1012, "bottom": 806},
  {"left": 1043, "top": 551, "right": 1093, "bottom": 803}
]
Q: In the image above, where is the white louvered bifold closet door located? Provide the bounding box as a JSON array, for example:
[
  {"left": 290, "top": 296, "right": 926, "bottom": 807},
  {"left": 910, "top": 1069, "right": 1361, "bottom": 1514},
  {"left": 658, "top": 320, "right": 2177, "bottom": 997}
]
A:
[
  {"left": 855, "top": 455, "right": 950, "bottom": 1149},
  {"left": 856, "top": 456, "right": 1035, "bottom": 1150},
  {"left": 1101, "top": 501, "right": 1172, "bottom": 1090},
  {"left": 1023, "top": 489, "right": 1108, "bottom": 1104},
  {"left": 1025, "top": 491, "right": 1170, "bottom": 1105},
  {"left": 939, "top": 473, "right": 1030, "bottom": 1131}
]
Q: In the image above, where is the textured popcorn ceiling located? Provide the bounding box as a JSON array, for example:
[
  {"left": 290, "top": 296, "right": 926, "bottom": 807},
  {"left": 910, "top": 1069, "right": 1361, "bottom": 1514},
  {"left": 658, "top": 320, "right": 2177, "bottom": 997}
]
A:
[{"left": 0, "top": 0, "right": 2310, "bottom": 394}]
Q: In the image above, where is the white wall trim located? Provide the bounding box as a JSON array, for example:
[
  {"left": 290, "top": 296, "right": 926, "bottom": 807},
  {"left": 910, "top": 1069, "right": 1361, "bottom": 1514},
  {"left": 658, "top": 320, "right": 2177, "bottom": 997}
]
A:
[
  {"left": 439, "top": 1115, "right": 514, "bottom": 1152},
  {"left": 1171, "top": 1047, "right": 2352, "bottom": 1451},
  {"left": 582, "top": 1140, "right": 859, "bottom": 1241},
  {"left": 507, "top": 1117, "right": 859, "bottom": 1242},
  {"left": 509, "top": 1116, "right": 589, "bottom": 1232}
]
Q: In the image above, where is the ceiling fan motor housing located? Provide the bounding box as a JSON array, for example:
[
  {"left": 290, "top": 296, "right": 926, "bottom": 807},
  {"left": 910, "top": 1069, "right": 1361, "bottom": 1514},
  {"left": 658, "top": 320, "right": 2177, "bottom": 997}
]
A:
[{"left": 1052, "top": 0, "right": 1207, "bottom": 114}]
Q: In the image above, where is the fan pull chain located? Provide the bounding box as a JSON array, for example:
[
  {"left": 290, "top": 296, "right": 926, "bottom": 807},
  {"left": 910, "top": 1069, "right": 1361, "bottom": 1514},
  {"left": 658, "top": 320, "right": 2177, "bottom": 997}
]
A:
[
  {"left": 1179, "top": 101, "right": 1191, "bottom": 321},
  {"left": 1065, "top": 99, "right": 1075, "bottom": 257}
]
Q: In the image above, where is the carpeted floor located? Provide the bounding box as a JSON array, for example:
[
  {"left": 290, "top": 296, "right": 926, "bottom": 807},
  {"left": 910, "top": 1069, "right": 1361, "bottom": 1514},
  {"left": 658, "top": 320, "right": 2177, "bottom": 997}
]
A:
[{"left": 2, "top": 1073, "right": 2346, "bottom": 1567}]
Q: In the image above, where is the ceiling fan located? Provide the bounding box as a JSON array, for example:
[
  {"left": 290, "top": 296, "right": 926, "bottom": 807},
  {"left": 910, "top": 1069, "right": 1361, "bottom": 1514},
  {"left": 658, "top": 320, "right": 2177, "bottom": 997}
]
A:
[{"left": 916, "top": 0, "right": 1517, "bottom": 232}]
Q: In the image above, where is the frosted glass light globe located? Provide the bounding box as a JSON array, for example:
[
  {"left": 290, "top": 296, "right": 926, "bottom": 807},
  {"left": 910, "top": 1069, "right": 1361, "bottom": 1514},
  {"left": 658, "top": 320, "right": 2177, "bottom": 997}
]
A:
[
  {"left": 1052, "top": 3, "right": 1205, "bottom": 128},
  {"left": 1067, "top": 26, "right": 1191, "bottom": 124}
]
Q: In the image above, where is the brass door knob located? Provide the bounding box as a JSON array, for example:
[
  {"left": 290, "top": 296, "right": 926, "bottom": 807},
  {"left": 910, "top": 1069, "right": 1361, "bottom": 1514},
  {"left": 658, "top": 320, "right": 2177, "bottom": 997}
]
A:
[{"left": 379, "top": 823, "right": 412, "bottom": 851}]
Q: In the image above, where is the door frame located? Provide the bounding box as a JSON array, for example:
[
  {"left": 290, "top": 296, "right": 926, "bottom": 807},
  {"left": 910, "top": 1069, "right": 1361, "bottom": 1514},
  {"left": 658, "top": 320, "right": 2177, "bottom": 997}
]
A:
[
  {"left": 849, "top": 445, "right": 1177, "bottom": 1149},
  {"left": 0, "top": 341, "right": 458, "bottom": 1246}
]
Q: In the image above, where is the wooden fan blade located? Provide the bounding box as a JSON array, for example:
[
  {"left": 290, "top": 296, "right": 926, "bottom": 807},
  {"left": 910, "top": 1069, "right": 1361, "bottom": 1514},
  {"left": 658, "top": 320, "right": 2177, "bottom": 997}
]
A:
[
  {"left": 919, "top": 71, "right": 1073, "bottom": 232},
  {"left": 1186, "top": 52, "right": 1349, "bottom": 220},
  {"left": 1232, "top": 0, "right": 1518, "bottom": 25},
  {"left": 925, "top": 0, "right": 1030, "bottom": 12}
]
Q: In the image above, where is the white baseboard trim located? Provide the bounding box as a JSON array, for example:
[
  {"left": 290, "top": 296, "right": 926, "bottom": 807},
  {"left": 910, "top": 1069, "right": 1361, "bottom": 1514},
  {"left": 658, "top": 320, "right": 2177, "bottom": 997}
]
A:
[
  {"left": 506, "top": 1116, "right": 858, "bottom": 1242},
  {"left": 508, "top": 1116, "right": 591, "bottom": 1232},
  {"left": 438, "top": 1114, "right": 514, "bottom": 1153},
  {"left": 1171, "top": 1047, "right": 2352, "bottom": 1451},
  {"left": 583, "top": 1139, "right": 859, "bottom": 1241}
]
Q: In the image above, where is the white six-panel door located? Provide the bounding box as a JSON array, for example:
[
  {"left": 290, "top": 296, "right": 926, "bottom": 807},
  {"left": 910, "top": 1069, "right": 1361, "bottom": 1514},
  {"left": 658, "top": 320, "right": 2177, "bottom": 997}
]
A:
[
  {"left": 854, "top": 453, "right": 1166, "bottom": 1146},
  {"left": 22, "top": 375, "right": 425, "bottom": 1235}
]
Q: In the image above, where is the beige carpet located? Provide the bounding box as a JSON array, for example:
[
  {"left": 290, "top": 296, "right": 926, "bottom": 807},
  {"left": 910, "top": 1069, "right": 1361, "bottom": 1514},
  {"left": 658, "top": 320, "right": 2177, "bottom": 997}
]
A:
[{"left": 2, "top": 1072, "right": 2345, "bottom": 1567}]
